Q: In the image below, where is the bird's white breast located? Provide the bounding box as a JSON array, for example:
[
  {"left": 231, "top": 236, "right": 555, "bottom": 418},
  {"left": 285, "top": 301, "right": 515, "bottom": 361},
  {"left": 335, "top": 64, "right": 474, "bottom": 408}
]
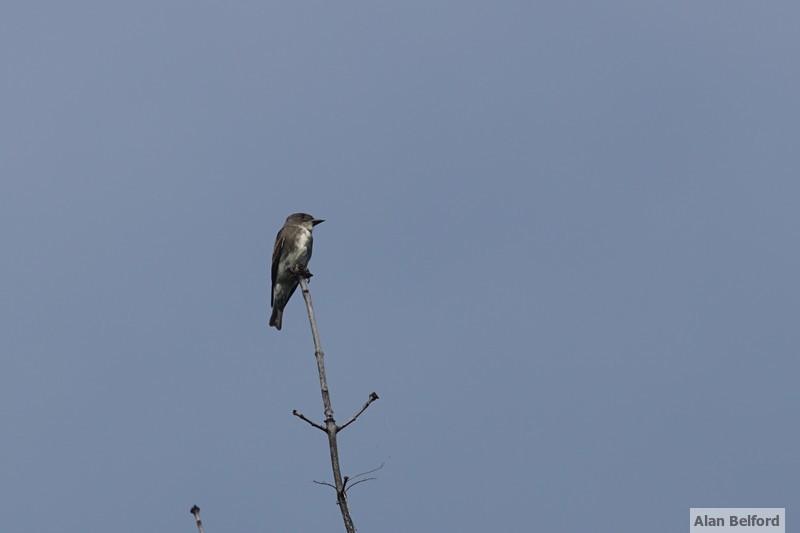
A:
[
  {"left": 281, "top": 227, "right": 312, "bottom": 266},
  {"left": 294, "top": 228, "right": 311, "bottom": 249}
]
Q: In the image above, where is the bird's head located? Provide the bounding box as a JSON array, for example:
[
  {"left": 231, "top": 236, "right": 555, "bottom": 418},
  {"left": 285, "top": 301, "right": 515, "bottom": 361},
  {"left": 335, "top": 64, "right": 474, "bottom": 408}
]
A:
[{"left": 286, "top": 212, "right": 325, "bottom": 230}]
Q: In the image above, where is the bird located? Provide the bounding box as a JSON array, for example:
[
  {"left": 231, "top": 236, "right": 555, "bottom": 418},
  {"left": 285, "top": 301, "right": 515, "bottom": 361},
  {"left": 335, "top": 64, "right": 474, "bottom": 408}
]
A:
[{"left": 269, "top": 213, "right": 324, "bottom": 330}]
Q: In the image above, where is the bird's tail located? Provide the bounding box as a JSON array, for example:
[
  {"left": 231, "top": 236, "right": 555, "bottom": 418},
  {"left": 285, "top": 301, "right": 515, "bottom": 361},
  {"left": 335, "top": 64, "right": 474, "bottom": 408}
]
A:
[{"left": 269, "top": 308, "right": 283, "bottom": 330}]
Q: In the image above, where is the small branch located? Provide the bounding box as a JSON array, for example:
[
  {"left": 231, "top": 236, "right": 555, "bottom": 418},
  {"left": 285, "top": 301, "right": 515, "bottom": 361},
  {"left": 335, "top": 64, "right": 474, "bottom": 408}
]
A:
[
  {"left": 292, "top": 409, "right": 326, "bottom": 432},
  {"left": 345, "top": 478, "right": 377, "bottom": 494},
  {"left": 190, "top": 505, "right": 206, "bottom": 533},
  {"left": 349, "top": 462, "right": 385, "bottom": 481},
  {"left": 337, "top": 392, "right": 380, "bottom": 433},
  {"left": 343, "top": 462, "right": 384, "bottom": 494},
  {"left": 313, "top": 479, "right": 337, "bottom": 490}
]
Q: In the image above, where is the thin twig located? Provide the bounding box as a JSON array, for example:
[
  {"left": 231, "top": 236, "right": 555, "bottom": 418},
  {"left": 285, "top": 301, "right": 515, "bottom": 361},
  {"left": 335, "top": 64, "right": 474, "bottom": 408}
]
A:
[
  {"left": 345, "top": 478, "right": 377, "bottom": 494},
  {"left": 313, "top": 480, "right": 337, "bottom": 490},
  {"left": 189, "top": 505, "right": 206, "bottom": 533},
  {"left": 337, "top": 392, "right": 380, "bottom": 433},
  {"left": 292, "top": 409, "right": 326, "bottom": 432},
  {"left": 349, "top": 462, "right": 385, "bottom": 481}
]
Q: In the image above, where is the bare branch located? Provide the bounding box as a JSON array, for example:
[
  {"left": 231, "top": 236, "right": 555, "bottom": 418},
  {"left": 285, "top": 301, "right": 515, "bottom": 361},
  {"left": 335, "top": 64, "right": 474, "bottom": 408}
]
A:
[
  {"left": 349, "top": 462, "right": 385, "bottom": 481},
  {"left": 292, "top": 409, "right": 326, "bottom": 432},
  {"left": 312, "top": 479, "right": 337, "bottom": 490},
  {"left": 337, "top": 392, "right": 380, "bottom": 433},
  {"left": 298, "top": 277, "right": 357, "bottom": 533},
  {"left": 189, "top": 505, "right": 206, "bottom": 533},
  {"left": 345, "top": 478, "right": 377, "bottom": 494},
  {"left": 342, "top": 462, "right": 384, "bottom": 494}
]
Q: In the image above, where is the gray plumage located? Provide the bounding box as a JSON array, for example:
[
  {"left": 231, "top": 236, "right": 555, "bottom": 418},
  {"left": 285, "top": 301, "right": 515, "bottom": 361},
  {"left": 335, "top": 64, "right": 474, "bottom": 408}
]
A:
[{"left": 269, "top": 213, "right": 324, "bottom": 330}]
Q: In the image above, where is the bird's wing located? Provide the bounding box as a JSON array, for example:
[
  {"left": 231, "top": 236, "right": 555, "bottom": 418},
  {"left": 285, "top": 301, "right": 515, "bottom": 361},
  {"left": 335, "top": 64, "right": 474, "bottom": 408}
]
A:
[{"left": 271, "top": 229, "right": 284, "bottom": 306}]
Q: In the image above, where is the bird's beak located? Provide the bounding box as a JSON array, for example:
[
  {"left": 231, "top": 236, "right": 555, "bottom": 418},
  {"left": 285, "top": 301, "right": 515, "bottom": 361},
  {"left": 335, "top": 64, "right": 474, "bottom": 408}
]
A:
[{"left": 312, "top": 219, "right": 325, "bottom": 226}]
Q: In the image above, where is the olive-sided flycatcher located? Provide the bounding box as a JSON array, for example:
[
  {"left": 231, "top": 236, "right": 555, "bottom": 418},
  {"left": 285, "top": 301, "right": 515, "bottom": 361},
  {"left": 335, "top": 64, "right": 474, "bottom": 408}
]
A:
[{"left": 269, "top": 213, "right": 324, "bottom": 330}]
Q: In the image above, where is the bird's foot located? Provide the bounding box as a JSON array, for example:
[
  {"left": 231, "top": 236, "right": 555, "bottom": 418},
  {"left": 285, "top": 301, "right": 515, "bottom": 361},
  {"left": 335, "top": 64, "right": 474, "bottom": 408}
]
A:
[{"left": 289, "top": 265, "right": 313, "bottom": 279}]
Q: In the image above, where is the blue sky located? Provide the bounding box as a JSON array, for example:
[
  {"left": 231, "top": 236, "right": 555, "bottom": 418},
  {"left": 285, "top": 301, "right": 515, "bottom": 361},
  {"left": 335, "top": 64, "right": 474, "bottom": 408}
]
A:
[{"left": 1, "top": 1, "right": 798, "bottom": 531}]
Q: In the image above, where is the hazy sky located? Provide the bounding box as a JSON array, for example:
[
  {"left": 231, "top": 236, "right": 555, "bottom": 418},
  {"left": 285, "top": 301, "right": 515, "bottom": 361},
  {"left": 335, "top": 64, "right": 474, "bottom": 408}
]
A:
[{"left": 2, "top": 2, "right": 798, "bottom": 532}]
